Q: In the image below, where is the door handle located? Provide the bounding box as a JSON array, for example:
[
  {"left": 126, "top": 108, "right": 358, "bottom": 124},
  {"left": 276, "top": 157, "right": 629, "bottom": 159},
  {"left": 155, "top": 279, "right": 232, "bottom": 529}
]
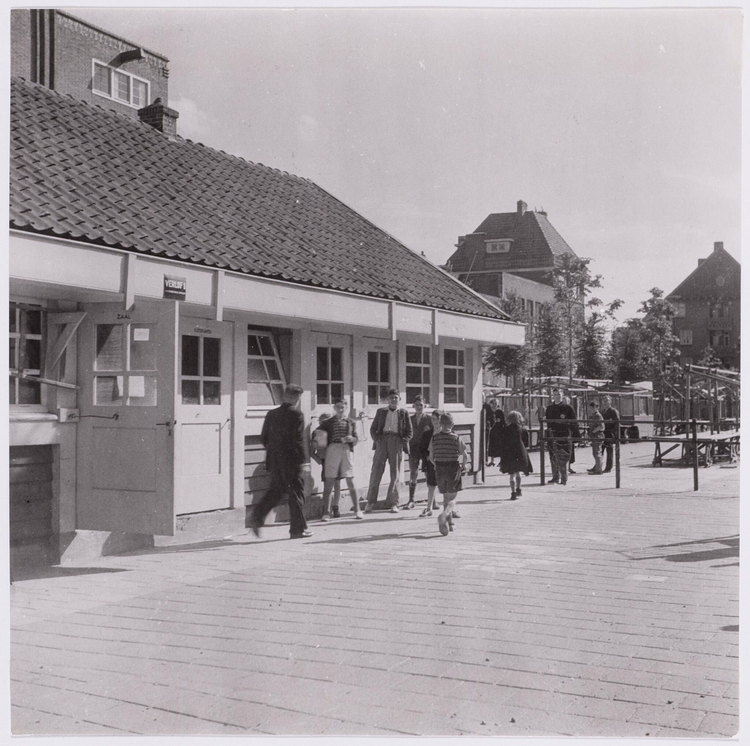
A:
[{"left": 157, "top": 420, "right": 176, "bottom": 436}]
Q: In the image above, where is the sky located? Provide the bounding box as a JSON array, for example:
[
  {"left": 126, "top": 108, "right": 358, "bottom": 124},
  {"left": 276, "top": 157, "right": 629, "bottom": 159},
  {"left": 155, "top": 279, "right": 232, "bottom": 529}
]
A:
[{"left": 57, "top": 7, "right": 743, "bottom": 322}]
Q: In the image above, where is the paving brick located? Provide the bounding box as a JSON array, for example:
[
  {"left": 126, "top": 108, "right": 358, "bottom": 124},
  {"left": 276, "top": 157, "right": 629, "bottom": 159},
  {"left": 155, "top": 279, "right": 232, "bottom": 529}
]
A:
[
  {"left": 695, "top": 711, "right": 739, "bottom": 736},
  {"left": 628, "top": 702, "right": 707, "bottom": 730}
]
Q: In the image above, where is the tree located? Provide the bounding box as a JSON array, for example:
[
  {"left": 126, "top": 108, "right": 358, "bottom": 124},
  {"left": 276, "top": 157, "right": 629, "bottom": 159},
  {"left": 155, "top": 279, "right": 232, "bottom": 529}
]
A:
[
  {"left": 484, "top": 292, "right": 536, "bottom": 381},
  {"left": 638, "top": 287, "right": 681, "bottom": 383},
  {"left": 549, "top": 255, "right": 621, "bottom": 381},
  {"left": 697, "top": 345, "right": 723, "bottom": 368},
  {"left": 608, "top": 320, "right": 647, "bottom": 383},
  {"left": 535, "top": 302, "right": 566, "bottom": 377},
  {"left": 577, "top": 313, "right": 610, "bottom": 379}
]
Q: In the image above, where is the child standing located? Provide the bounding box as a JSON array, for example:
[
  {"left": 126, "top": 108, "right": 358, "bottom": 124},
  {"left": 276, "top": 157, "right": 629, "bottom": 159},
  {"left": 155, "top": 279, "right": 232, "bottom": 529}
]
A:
[
  {"left": 429, "top": 412, "right": 468, "bottom": 536},
  {"left": 587, "top": 401, "right": 605, "bottom": 475},
  {"left": 418, "top": 409, "right": 442, "bottom": 517},
  {"left": 311, "top": 413, "right": 341, "bottom": 515},
  {"left": 498, "top": 410, "right": 533, "bottom": 500}
]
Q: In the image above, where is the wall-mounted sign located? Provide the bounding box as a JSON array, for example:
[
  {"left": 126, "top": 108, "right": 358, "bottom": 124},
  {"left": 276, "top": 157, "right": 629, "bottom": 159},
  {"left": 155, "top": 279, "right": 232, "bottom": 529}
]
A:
[{"left": 164, "top": 275, "right": 187, "bottom": 301}]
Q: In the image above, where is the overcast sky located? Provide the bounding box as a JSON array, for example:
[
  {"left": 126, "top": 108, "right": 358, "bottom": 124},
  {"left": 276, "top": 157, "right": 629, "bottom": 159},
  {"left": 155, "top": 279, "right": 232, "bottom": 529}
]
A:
[{"left": 65, "top": 7, "right": 742, "bottom": 322}]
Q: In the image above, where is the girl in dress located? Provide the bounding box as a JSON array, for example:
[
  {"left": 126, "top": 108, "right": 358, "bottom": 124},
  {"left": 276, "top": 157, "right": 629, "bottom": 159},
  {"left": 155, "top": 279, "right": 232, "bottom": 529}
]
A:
[{"left": 499, "top": 410, "right": 533, "bottom": 500}]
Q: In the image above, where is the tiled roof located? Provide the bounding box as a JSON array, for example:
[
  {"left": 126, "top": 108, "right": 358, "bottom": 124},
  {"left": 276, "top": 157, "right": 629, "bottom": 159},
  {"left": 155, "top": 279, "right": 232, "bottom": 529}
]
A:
[
  {"left": 10, "top": 77, "right": 506, "bottom": 321},
  {"left": 473, "top": 210, "right": 576, "bottom": 259},
  {"left": 666, "top": 246, "right": 741, "bottom": 300}
]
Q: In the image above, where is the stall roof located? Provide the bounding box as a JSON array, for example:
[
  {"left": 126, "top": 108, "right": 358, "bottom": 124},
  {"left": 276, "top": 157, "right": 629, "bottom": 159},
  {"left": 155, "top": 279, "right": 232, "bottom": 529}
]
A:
[{"left": 10, "top": 77, "right": 508, "bottom": 321}]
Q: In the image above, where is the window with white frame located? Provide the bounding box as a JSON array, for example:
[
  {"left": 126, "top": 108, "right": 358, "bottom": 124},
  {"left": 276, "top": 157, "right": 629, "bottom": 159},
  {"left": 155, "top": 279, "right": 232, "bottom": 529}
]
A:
[
  {"left": 316, "top": 347, "right": 343, "bottom": 405},
  {"left": 182, "top": 334, "right": 221, "bottom": 406},
  {"left": 674, "top": 301, "right": 686, "bottom": 318},
  {"left": 367, "top": 351, "right": 391, "bottom": 405},
  {"left": 679, "top": 330, "right": 693, "bottom": 346},
  {"left": 247, "top": 331, "right": 286, "bottom": 406},
  {"left": 92, "top": 60, "right": 150, "bottom": 108},
  {"left": 9, "top": 302, "right": 44, "bottom": 405},
  {"left": 486, "top": 240, "right": 511, "bottom": 254},
  {"left": 443, "top": 348, "right": 465, "bottom": 404},
  {"left": 405, "top": 345, "right": 431, "bottom": 404},
  {"left": 710, "top": 330, "right": 730, "bottom": 349}
]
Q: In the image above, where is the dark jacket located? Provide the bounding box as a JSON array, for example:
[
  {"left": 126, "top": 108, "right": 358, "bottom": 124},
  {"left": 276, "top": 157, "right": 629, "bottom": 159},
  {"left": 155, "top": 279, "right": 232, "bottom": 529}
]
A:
[
  {"left": 602, "top": 406, "right": 621, "bottom": 440},
  {"left": 409, "top": 412, "right": 433, "bottom": 459},
  {"left": 261, "top": 402, "right": 308, "bottom": 470},
  {"left": 370, "top": 406, "right": 413, "bottom": 452},
  {"left": 499, "top": 423, "right": 533, "bottom": 475},
  {"left": 318, "top": 415, "right": 359, "bottom": 451},
  {"left": 545, "top": 402, "right": 580, "bottom": 439}
]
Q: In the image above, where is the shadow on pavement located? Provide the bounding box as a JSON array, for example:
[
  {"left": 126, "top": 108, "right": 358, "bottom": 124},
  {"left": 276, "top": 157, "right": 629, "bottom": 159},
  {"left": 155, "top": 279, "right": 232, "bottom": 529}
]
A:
[
  {"left": 307, "top": 531, "right": 443, "bottom": 545},
  {"left": 625, "top": 535, "right": 739, "bottom": 563},
  {"left": 722, "top": 624, "right": 739, "bottom": 632},
  {"left": 11, "top": 565, "right": 129, "bottom": 581}
]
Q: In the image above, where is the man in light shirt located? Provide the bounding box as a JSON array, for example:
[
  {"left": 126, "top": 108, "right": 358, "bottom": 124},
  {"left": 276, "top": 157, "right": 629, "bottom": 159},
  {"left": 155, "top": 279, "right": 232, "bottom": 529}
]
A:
[{"left": 365, "top": 388, "right": 413, "bottom": 513}]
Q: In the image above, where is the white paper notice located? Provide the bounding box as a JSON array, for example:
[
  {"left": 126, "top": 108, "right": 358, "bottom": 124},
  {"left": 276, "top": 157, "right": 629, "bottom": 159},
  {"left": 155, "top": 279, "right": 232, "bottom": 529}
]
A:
[
  {"left": 129, "top": 375, "right": 146, "bottom": 398},
  {"left": 133, "top": 328, "right": 150, "bottom": 342}
]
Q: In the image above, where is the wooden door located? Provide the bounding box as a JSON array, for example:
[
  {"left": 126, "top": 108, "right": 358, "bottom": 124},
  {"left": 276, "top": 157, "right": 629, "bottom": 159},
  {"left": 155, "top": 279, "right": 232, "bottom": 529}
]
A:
[{"left": 77, "top": 301, "right": 177, "bottom": 536}]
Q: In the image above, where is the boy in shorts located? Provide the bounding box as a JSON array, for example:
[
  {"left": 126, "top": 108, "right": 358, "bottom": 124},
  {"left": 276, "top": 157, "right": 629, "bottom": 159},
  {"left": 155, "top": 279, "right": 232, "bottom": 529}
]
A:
[
  {"left": 311, "top": 413, "right": 340, "bottom": 511},
  {"left": 418, "top": 409, "right": 442, "bottom": 517},
  {"left": 429, "top": 412, "right": 468, "bottom": 536},
  {"left": 318, "top": 398, "right": 364, "bottom": 520}
]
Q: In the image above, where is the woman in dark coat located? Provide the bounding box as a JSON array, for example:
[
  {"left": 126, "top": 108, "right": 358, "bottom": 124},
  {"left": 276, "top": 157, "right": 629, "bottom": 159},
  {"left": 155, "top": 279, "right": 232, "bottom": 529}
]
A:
[
  {"left": 485, "top": 399, "right": 505, "bottom": 465},
  {"left": 499, "top": 410, "right": 533, "bottom": 500}
]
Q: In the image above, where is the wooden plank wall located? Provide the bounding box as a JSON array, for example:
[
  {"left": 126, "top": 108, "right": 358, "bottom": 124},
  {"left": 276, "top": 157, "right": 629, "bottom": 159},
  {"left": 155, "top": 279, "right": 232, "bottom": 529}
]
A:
[
  {"left": 244, "top": 435, "right": 270, "bottom": 504},
  {"left": 454, "top": 424, "right": 475, "bottom": 474}
]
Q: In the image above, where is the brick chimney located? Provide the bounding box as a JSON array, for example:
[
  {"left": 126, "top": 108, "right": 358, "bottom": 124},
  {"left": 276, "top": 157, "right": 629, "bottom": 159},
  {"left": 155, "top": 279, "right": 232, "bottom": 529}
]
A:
[
  {"left": 714, "top": 241, "right": 724, "bottom": 252},
  {"left": 138, "top": 98, "right": 178, "bottom": 136},
  {"left": 517, "top": 200, "right": 527, "bottom": 217}
]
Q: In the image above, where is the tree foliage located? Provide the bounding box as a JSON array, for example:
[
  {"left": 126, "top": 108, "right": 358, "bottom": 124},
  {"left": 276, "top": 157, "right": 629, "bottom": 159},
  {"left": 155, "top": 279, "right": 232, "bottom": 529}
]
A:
[
  {"left": 535, "top": 302, "right": 566, "bottom": 377},
  {"left": 608, "top": 320, "right": 648, "bottom": 383},
  {"left": 638, "top": 287, "right": 681, "bottom": 383},
  {"left": 483, "top": 292, "right": 536, "bottom": 379}
]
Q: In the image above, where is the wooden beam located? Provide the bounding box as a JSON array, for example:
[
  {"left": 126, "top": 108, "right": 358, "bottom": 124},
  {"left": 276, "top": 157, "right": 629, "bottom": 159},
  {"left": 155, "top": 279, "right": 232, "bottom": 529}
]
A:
[
  {"left": 124, "top": 253, "right": 137, "bottom": 310},
  {"left": 214, "top": 270, "right": 225, "bottom": 322},
  {"left": 45, "top": 311, "right": 86, "bottom": 377}
]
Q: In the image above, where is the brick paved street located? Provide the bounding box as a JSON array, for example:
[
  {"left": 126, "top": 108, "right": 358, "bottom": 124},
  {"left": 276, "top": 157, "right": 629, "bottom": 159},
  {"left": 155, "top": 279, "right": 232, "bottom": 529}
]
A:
[{"left": 10, "top": 443, "right": 739, "bottom": 737}]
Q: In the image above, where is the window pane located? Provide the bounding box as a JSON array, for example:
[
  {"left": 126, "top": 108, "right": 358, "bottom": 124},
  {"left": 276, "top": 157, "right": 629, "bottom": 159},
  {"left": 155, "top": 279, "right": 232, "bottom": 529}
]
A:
[
  {"left": 316, "top": 383, "right": 329, "bottom": 404},
  {"left": 423, "top": 347, "right": 430, "bottom": 364},
  {"left": 458, "top": 350, "right": 465, "bottom": 366},
  {"left": 265, "top": 359, "right": 280, "bottom": 381},
  {"left": 316, "top": 347, "right": 328, "bottom": 381},
  {"left": 444, "top": 349, "right": 457, "bottom": 366},
  {"left": 9, "top": 339, "right": 17, "bottom": 368},
  {"left": 445, "top": 368, "right": 457, "bottom": 385},
  {"left": 25, "top": 339, "right": 41, "bottom": 370},
  {"left": 130, "top": 326, "right": 156, "bottom": 370},
  {"left": 444, "top": 387, "right": 458, "bottom": 404},
  {"left": 132, "top": 79, "right": 147, "bottom": 107},
  {"left": 181, "top": 335, "right": 200, "bottom": 376},
  {"left": 259, "top": 336, "right": 274, "bottom": 357},
  {"left": 367, "top": 351, "right": 377, "bottom": 383},
  {"left": 9, "top": 376, "right": 15, "bottom": 404},
  {"left": 331, "top": 383, "right": 344, "bottom": 400},
  {"left": 26, "top": 309, "right": 42, "bottom": 335},
  {"left": 379, "top": 353, "right": 390, "bottom": 382},
  {"left": 203, "top": 337, "right": 221, "bottom": 378},
  {"left": 330, "top": 348, "right": 343, "bottom": 381},
  {"left": 457, "top": 369, "right": 465, "bottom": 385},
  {"left": 423, "top": 369, "right": 431, "bottom": 384},
  {"left": 18, "top": 377, "right": 41, "bottom": 405},
  {"left": 422, "top": 387, "right": 431, "bottom": 404},
  {"left": 406, "top": 366, "right": 421, "bottom": 384},
  {"left": 95, "top": 375, "right": 123, "bottom": 405},
  {"left": 114, "top": 71, "right": 130, "bottom": 102},
  {"left": 203, "top": 381, "right": 221, "bottom": 405},
  {"left": 248, "top": 382, "right": 274, "bottom": 406},
  {"left": 379, "top": 385, "right": 390, "bottom": 402},
  {"left": 457, "top": 388, "right": 465, "bottom": 404},
  {"left": 93, "top": 63, "right": 111, "bottom": 95},
  {"left": 182, "top": 379, "right": 200, "bottom": 405},
  {"left": 270, "top": 383, "right": 285, "bottom": 404},
  {"left": 9, "top": 305, "right": 17, "bottom": 333},
  {"left": 247, "top": 358, "right": 267, "bottom": 381},
  {"left": 368, "top": 384, "right": 378, "bottom": 405},
  {"left": 248, "top": 335, "right": 262, "bottom": 356},
  {"left": 96, "top": 324, "right": 124, "bottom": 371},
  {"left": 406, "top": 345, "right": 421, "bottom": 364},
  {"left": 128, "top": 375, "right": 157, "bottom": 406}
]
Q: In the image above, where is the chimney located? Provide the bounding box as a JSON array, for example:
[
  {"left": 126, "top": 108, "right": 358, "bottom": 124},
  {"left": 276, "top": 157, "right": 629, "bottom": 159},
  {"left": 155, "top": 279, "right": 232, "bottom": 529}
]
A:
[
  {"left": 714, "top": 241, "right": 724, "bottom": 252},
  {"left": 517, "top": 200, "right": 527, "bottom": 217},
  {"left": 138, "top": 98, "right": 179, "bottom": 137}
]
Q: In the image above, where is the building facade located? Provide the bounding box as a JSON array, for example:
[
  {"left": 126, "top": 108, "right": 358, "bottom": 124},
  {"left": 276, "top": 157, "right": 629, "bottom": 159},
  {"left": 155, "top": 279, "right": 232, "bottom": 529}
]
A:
[
  {"left": 667, "top": 242, "right": 741, "bottom": 369},
  {"left": 9, "top": 15, "right": 525, "bottom": 567}
]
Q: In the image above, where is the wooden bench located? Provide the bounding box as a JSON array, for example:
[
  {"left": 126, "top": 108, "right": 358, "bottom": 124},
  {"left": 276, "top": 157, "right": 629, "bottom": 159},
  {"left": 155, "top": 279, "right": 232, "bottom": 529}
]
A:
[{"left": 652, "top": 430, "right": 740, "bottom": 467}]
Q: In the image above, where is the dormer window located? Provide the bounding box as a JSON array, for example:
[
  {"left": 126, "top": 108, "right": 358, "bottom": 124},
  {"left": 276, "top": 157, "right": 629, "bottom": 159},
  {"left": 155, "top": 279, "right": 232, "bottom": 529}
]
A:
[
  {"left": 485, "top": 239, "right": 511, "bottom": 254},
  {"left": 92, "top": 60, "right": 150, "bottom": 108}
]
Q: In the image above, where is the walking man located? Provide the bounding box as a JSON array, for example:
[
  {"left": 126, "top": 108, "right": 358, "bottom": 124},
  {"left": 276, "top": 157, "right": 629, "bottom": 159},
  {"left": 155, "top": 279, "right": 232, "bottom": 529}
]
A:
[
  {"left": 365, "top": 388, "right": 413, "bottom": 513},
  {"left": 406, "top": 395, "right": 433, "bottom": 509},
  {"left": 601, "top": 395, "right": 620, "bottom": 473},
  {"left": 248, "top": 384, "right": 312, "bottom": 539},
  {"left": 544, "top": 387, "right": 578, "bottom": 485},
  {"left": 587, "top": 400, "right": 605, "bottom": 474}
]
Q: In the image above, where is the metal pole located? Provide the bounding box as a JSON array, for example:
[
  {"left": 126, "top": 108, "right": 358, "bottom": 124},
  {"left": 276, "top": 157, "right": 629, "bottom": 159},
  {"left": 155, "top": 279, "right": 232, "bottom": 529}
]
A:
[
  {"left": 539, "top": 419, "right": 546, "bottom": 485},
  {"left": 615, "top": 419, "right": 621, "bottom": 489},
  {"left": 692, "top": 417, "right": 699, "bottom": 491},
  {"left": 480, "top": 405, "right": 486, "bottom": 483}
]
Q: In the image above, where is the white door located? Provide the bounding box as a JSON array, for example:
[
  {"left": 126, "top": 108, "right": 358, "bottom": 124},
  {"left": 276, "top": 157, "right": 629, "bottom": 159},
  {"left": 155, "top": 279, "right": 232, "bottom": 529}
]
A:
[
  {"left": 77, "top": 301, "right": 177, "bottom": 536},
  {"left": 175, "top": 317, "right": 233, "bottom": 514}
]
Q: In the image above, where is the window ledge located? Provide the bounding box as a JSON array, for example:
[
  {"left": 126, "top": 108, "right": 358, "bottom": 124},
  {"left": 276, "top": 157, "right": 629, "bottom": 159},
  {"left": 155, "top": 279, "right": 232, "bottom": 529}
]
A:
[{"left": 10, "top": 412, "right": 59, "bottom": 423}]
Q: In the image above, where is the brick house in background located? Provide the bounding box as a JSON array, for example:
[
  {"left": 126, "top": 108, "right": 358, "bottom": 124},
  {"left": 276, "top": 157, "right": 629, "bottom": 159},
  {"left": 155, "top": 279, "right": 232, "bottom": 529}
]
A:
[
  {"left": 445, "top": 200, "right": 580, "bottom": 388},
  {"left": 667, "top": 242, "right": 741, "bottom": 370},
  {"left": 11, "top": 9, "right": 170, "bottom": 121}
]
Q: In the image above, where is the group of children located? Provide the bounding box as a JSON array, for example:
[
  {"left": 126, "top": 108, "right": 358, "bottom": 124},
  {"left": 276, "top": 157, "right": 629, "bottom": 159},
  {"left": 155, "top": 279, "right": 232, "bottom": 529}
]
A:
[{"left": 311, "top": 400, "right": 468, "bottom": 536}]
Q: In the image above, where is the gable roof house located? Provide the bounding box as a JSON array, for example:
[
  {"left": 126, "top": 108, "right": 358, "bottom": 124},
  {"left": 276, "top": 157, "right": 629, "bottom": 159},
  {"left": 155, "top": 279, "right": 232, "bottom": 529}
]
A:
[
  {"left": 9, "top": 14, "right": 524, "bottom": 566},
  {"left": 666, "top": 242, "right": 741, "bottom": 370}
]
